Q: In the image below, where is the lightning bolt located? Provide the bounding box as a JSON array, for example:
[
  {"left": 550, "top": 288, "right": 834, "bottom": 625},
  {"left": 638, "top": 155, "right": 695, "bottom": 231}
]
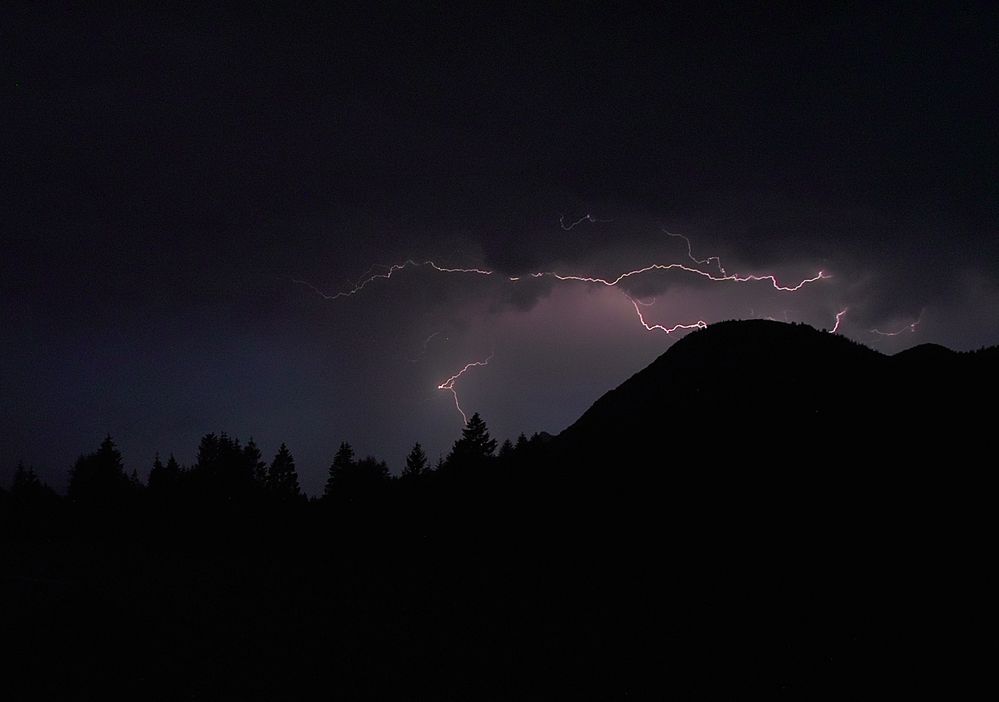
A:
[
  {"left": 560, "top": 213, "right": 614, "bottom": 230},
  {"left": 408, "top": 330, "right": 447, "bottom": 363},
  {"left": 831, "top": 307, "right": 848, "bottom": 334},
  {"left": 437, "top": 354, "right": 494, "bottom": 425},
  {"left": 292, "top": 260, "right": 494, "bottom": 300},
  {"left": 421, "top": 330, "right": 444, "bottom": 349},
  {"left": 664, "top": 229, "right": 727, "bottom": 275},
  {"left": 629, "top": 298, "right": 708, "bottom": 335},
  {"left": 538, "top": 265, "right": 829, "bottom": 292},
  {"left": 295, "top": 225, "right": 835, "bottom": 428},
  {"left": 871, "top": 314, "right": 921, "bottom": 337},
  {"left": 296, "top": 259, "right": 828, "bottom": 300}
]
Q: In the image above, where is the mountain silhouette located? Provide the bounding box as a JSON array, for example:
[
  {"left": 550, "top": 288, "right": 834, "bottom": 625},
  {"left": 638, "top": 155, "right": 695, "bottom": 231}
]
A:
[
  {"left": 557, "top": 319, "right": 995, "bottom": 473},
  {"left": 539, "top": 320, "right": 996, "bottom": 696}
]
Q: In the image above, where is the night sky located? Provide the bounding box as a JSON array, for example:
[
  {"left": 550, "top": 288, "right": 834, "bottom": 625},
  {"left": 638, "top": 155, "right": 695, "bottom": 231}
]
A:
[{"left": 3, "top": 2, "right": 997, "bottom": 494}]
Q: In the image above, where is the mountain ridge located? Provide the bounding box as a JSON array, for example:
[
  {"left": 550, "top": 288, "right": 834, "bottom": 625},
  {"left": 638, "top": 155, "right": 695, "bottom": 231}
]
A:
[{"left": 555, "top": 319, "right": 997, "bottom": 473}]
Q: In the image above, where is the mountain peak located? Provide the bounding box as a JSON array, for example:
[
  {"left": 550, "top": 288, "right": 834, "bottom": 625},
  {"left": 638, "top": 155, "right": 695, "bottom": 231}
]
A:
[{"left": 556, "top": 319, "right": 994, "bottom": 470}]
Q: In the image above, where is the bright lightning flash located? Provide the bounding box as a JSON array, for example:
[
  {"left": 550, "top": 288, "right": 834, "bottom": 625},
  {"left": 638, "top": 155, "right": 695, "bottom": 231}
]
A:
[
  {"left": 295, "top": 259, "right": 829, "bottom": 299},
  {"left": 831, "top": 307, "right": 848, "bottom": 334},
  {"left": 295, "top": 223, "right": 834, "bottom": 423},
  {"left": 437, "top": 354, "right": 494, "bottom": 425}
]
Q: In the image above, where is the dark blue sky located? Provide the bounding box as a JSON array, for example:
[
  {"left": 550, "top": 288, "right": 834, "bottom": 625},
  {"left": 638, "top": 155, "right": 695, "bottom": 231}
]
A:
[{"left": 3, "top": 2, "right": 997, "bottom": 493}]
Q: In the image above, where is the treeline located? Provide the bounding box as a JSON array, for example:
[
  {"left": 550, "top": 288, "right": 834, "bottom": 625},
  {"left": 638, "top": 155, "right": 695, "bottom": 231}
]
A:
[
  {"left": 1, "top": 412, "right": 552, "bottom": 529},
  {"left": 0, "top": 413, "right": 584, "bottom": 700}
]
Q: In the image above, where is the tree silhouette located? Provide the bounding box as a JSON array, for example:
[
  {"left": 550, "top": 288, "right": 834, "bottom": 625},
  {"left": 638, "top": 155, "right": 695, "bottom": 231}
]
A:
[
  {"left": 466, "top": 413, "right": 497, "bottom": 456},
  {"left": 325, "top": 443, "right": 390, "bottom": 498},
  {"left": 446, "top": 412, "right": 497, "bottom": 469},
  {"left": 268, "top": 443, "right": 301, "bottom": 500},
  {"left": 9, "top": 461, "right": 57, "bottom": 507},
  {"left": 148, "top": 453, "right": 182, "bottom": 493},
  {"left": 192, "top": 432, "right": 254, "bottom": 500},
  {"left": 245, "top": 438, "right": 268, "bottom": 485},
  {"left": 128, "top": 468, "right": 143, "bottom": 491},
  {"left": 68, "top": 435, "right": 132, "bottom": 505},
  {"left": 325, "top": 442, "right": 355, "bottom": 498},
  {"left": 354, "top": 456, "right": 390, "bottom": 491},
  {"left": 11, "top": 461, "right": 42, "bottom": 496},
  {"left": 166, "top": 454, "right": 181, "bottom": 474},
  {"left": 149, "top": 454, "right": 165, "bottom": 483},
  {"left": 402, "top": 442, "right": 428, "bottom": 479},
  {"left": 7, "top": 462, "right": 58, "bottom": 534},
  {"left": 514, "top": 433, "right": 529, "bottom": 454},
  {"left": 498, "top": 438, "right": 515, "bottom": 462}
]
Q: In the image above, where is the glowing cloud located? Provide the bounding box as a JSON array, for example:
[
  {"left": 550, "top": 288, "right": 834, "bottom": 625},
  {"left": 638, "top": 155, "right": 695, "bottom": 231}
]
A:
[{"left": 295, "top": 222, "right": 835, "bottom": 425}]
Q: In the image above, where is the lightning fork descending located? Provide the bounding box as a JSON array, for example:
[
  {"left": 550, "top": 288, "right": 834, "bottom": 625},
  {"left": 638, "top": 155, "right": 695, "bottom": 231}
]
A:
[
  {"left": 437, "top": 354, "right": 494, "bottom": 425},
  {"left": 629, "top": 298, "right": 708, "bottom": 335},
  {"left": 664, "top": 229, "right": 727, "bottom": 275},
  {"left": 831, "top": 307, "right": 848, "bottom": 334}
]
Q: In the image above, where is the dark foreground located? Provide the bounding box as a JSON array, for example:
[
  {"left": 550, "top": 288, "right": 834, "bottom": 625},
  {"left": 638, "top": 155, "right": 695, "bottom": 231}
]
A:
[
  {"left": 4, "top": 322, "right": 995, "bottom": 698},
  {"left": 3, "top": 473, "right": 992, "bottom": 700}
]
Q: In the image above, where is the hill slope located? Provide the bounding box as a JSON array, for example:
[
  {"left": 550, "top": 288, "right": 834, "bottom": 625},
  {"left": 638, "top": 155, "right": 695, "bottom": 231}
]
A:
[
  {"left": 537, "top": 321, "right": 997, "bottom": 695},
  {"left": 557, "top": 319, "right": 996, "bottom": 472}
]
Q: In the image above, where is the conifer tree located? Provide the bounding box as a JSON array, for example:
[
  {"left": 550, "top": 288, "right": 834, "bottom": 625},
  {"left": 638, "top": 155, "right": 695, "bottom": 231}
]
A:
[
  {"left": 149, "top": 453, "right": 182, "bottom": 494},
  {"left": 268, "top": 443, "right": 301, "bottom": 500},
  {"left": 402, "top": 442, "right": 428, "bottom": 478},
  {"left": 514, "top": 433, "right": 529, "bottom": 454},
  {"left": 68, "top": 435, "right": 130, "bottom": 504},
  {"left": 447, "top": 412, "right": 497, "bottom": 466},
  {"left": 498, "top": 439, "right": 515, "bottom": 462},
  {"left": 245, "top": 438, "right": 268, "bottom": 485},
  {"left": 11, "top": 461, "right": 42, "bottom": 496},
  {"left": 324, "top": 442, "right": 355, "bottom": 497}
]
